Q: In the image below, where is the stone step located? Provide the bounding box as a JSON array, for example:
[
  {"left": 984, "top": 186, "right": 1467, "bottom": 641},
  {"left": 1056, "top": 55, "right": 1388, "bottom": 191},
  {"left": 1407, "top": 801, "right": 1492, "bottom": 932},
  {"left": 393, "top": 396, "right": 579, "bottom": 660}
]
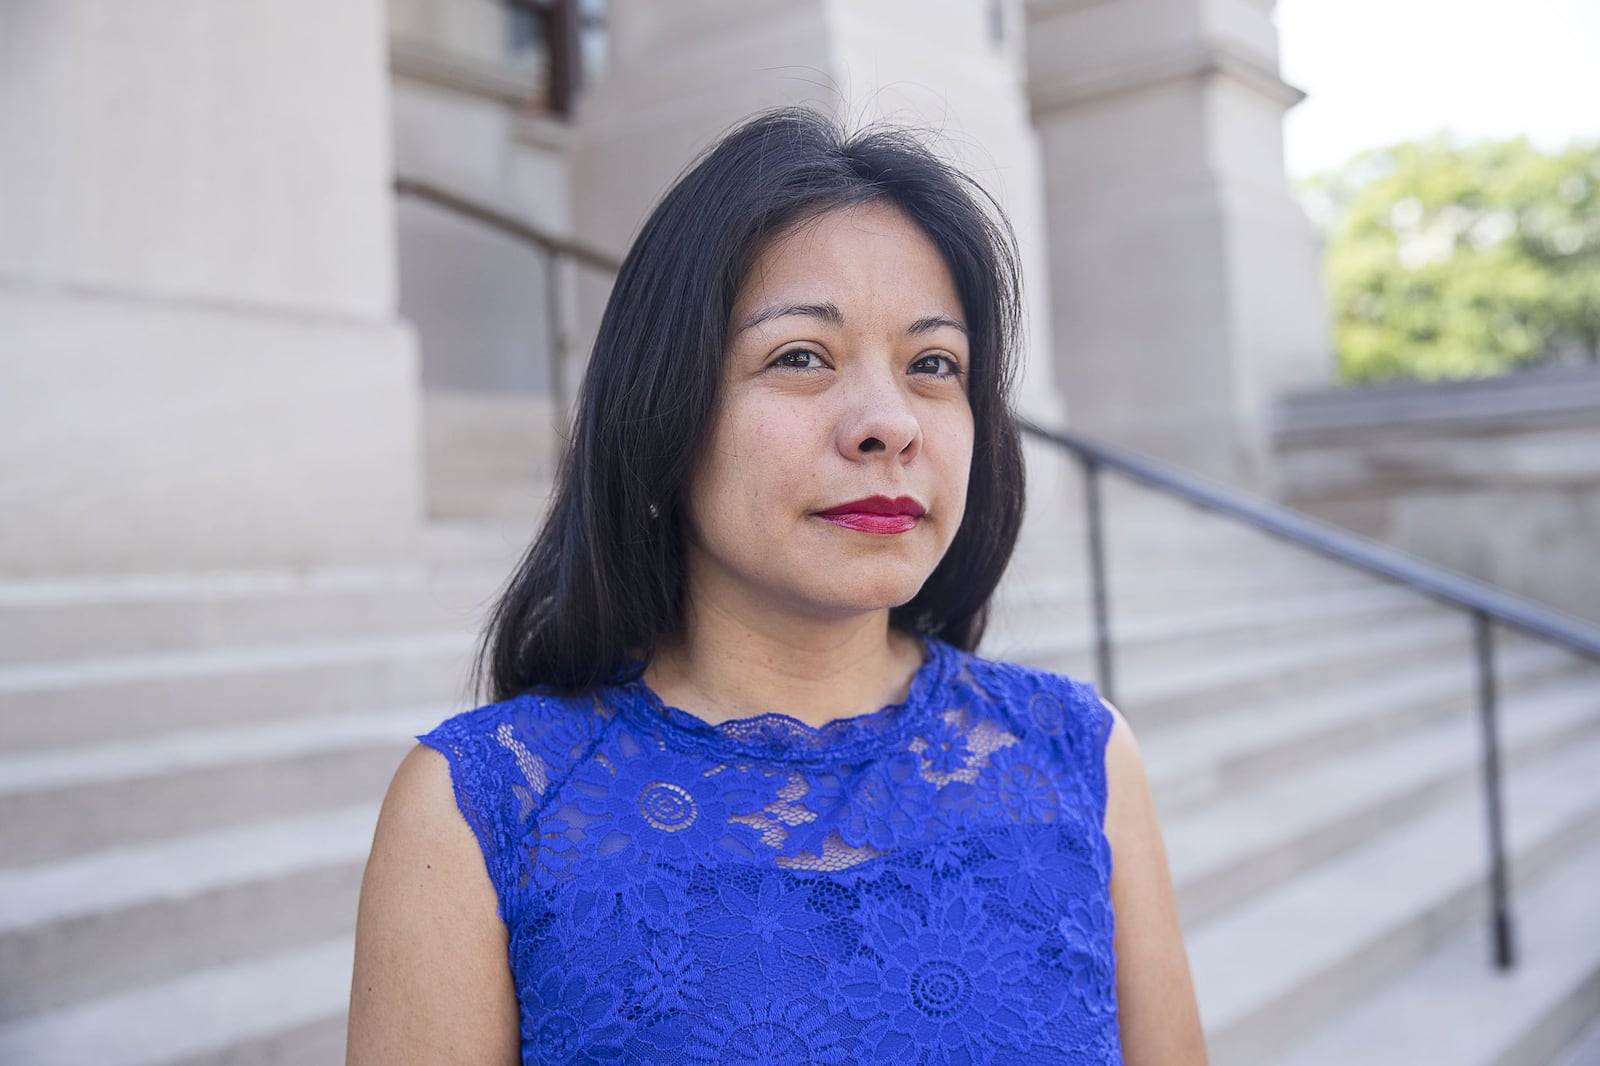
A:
[
  {"left": 1270, "top": 834, "right": 1600, "bottom": 1066},
  {"left": 0, "top": 566, "right": 501, "bottom": 665},
  {"left": 0, "top": 937, "right": 352, "bottom": 1066},
  {"left": 1074, "top": 610, "right": 1483, "bottom": 726},
  {"left": 0, "top": 705, "right": 433, "bottom": 867},
  {"left": 1189, "top": 730, "right": 1600, "bottom": 1066},
  {"left": 1123, "top": 601, "right": 1457, "bottom": 677},
  {"left": 1144, "top": 640, "right": 1582, "bottom": 811},
  {"left": 0, "top": 632, "right": 477, "bottom": 751},
  {"left": 424, "top": 516, "right": 542, "bottom": 571},
  {"left": 1124, "top": 599, "right": 1492, "bottom": 678},
  {"left": 994, "top": 554, "right": 1375, "bottom": 616},
  {"left": 1165, "top": 669, "right": 1600, "bottom": 927},
  {"left": 13, "top": 621, "right": 1537, "bottom": 875},
  {"left": 0, "top": 805, "right": 375, "bottom": 1023},
  {"left": 1008, "top": 471, "right": 1355, "bottom": 552},
  {"left": 1550, "top": 1014, "right": 1600, "bottom": 1066},
  {"left": 1018, "top": 525, "right": 1352, "bottom": 576},
  {"left": 988, "top": 582, "right": 1438, "bottom": 669}
]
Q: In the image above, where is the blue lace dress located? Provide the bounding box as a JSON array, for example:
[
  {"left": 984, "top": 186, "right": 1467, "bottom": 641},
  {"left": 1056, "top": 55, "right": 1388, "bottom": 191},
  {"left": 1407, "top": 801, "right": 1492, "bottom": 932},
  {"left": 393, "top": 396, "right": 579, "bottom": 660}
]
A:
[{"left": 418, "top": 637, "right": 1122, "bottom": 1065}]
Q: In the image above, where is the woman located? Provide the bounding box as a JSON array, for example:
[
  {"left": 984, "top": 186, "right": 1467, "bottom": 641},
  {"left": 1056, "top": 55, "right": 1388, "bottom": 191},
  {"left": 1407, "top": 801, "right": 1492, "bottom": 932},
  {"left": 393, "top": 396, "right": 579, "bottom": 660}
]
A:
[{"left": 348, "top": 107, "right": 1206, "bottom": 1065}]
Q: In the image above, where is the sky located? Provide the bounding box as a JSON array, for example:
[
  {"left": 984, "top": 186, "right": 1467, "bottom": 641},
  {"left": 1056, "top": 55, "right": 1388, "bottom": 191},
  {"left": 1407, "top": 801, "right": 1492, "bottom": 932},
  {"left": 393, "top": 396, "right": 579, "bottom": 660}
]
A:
[{"left": 1275, "top": 0, "right": 1600, "bottom": 180}]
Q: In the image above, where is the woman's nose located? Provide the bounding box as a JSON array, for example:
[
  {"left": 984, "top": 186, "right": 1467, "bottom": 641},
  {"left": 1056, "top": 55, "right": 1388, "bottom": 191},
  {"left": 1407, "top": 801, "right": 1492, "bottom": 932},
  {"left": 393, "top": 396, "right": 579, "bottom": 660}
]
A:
[{"left": 837, "top": 369, "right": 921, "bottom": 462}]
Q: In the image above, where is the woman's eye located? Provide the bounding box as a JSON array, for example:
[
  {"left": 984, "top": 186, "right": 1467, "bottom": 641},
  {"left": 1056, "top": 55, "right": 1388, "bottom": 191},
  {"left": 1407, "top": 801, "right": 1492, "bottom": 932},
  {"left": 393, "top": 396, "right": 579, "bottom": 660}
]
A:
[
  {"left": 911, "top": 353, "right": 963, "bottom": 378},
  {"left": 773, "top": 348, "right": 826, "bottom": 370}
]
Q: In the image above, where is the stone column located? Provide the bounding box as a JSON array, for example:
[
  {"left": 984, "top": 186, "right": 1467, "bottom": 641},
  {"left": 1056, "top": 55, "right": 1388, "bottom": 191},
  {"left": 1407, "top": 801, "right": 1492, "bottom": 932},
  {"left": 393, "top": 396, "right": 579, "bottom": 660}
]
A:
[
  {"left": 570, "top": 0, "right": 1066, "bottom": 423},
  {"left": 1027, "top": 0, "right": 1330, "bottom": 488},
  {"left": 0, "top": 1, "right": 424, "bottom": 576}
]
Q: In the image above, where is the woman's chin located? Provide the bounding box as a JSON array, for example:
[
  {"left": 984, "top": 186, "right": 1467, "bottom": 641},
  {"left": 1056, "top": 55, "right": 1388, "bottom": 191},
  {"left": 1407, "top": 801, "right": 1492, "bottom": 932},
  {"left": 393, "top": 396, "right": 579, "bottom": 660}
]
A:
[{"left": 785, "top": 573, "right": 936, "bottom": 624}]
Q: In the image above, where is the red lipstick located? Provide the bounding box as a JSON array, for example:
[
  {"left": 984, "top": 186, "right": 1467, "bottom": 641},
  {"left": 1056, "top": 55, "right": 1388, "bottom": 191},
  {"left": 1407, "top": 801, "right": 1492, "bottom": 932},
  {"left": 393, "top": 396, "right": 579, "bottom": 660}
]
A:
[{"left": 814, "top": 496, "right": 926, "bottom": 535}]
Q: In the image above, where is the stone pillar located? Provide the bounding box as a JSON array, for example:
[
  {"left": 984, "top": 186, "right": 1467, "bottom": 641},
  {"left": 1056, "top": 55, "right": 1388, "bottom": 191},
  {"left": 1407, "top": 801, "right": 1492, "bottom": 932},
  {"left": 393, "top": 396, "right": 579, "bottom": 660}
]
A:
[
  {"left": 0, "top": 0, "right": 424, "bottom": 577},
  {"left": 570, "top": 0, "right": 1066, "bottom": 423},
  {"left": 1027, "top": 0, "right": 1330, "bottom": 488}
]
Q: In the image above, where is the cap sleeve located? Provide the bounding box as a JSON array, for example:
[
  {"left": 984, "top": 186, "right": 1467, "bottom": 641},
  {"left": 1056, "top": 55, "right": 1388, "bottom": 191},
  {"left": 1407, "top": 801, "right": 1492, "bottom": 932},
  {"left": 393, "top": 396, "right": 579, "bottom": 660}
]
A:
[
  {"left": 966, "top": 654, "right": 1117, "bottom": 826},
  {"left": 417, "top": 705, "right": 529, "bottom": 927},
  {"left": 1065, "top": 675, "right": 1116, "bottom": 826},
  {"left": 417, "top": 693, "right": 610, "bottom": 926}
]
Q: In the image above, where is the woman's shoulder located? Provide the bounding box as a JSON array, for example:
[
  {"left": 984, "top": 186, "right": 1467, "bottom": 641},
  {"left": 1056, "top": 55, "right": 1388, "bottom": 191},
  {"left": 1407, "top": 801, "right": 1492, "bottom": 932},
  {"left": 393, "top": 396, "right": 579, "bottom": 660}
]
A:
[
  {"left": 420, "top": 687, "right": 609, "bottom": 745},
  {"left": 950, "top": 642, "right": 1114, "bottom": 745},
  {"left": 407, "top": 689, "right": 616, "bottom": 917},
  {"left": 418, "top": 688, "right": 614, "bottom": 801}
]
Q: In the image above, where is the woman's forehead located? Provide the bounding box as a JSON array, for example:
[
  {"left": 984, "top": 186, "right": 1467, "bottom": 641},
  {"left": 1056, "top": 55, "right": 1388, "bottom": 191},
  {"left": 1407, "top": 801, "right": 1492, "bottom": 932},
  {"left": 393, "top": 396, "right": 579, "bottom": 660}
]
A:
[{"left": 731, "top": 203, "right": 965, "bottom": 329}]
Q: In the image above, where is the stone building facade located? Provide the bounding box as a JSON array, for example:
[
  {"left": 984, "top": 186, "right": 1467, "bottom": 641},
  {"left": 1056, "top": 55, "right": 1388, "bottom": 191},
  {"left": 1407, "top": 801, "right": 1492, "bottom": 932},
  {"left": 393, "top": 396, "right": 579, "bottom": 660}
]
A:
[
  {"left": 5, "top": 0, "right": 1596, "bottom": 619},
  {"left": 1, "top": 0, "right": 1328, "bottom": 575}
]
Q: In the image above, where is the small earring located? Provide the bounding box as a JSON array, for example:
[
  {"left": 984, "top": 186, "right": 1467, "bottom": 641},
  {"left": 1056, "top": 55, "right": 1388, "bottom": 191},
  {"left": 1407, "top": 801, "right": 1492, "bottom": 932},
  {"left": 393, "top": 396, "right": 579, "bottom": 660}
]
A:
[{"left": 647, "top": 501, "right": 661, "bottom": 519}]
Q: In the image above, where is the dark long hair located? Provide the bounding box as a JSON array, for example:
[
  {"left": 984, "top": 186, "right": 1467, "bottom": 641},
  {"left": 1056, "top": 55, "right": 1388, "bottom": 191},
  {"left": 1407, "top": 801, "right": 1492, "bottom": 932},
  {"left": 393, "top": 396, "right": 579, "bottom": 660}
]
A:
[{"left": 477, "top": 107, "right": 1026, "bottom": 701}]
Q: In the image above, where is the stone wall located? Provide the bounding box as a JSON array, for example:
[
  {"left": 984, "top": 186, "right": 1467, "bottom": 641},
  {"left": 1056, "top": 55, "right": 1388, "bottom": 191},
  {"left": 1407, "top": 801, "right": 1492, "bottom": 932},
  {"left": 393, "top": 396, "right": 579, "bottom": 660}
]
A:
[{"left": 1274, "top": 366, "right": 1600, "bottom": 623}]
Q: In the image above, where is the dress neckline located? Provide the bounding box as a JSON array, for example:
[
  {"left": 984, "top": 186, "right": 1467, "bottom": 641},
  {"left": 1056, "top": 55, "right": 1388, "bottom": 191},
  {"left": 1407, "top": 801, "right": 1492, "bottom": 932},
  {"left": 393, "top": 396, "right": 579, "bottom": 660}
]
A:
[{"left": 611, "top": 636, "right": 957, "bottom": 765}]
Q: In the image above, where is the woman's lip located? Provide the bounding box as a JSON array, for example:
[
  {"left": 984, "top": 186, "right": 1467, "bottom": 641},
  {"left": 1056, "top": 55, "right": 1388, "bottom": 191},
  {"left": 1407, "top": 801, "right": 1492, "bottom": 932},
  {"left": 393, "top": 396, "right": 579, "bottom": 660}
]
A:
[
  {"left": 815, "top": 495, "right": 926, "bottom": 518},
  {"left": 817, "top": 513, "right": 919, "bottom": 534}
]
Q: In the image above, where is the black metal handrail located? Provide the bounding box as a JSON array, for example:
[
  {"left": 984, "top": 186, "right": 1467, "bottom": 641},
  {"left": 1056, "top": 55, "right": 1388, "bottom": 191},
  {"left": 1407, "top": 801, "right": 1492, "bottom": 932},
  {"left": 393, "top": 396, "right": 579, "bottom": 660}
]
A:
[
  {"left": 391, "top": 173, "right": 1600, "bottom": 975},
  {"left": 394, "top": 175, "right": 621, "bottom": 409},
  {"left": 395, "top": 176, "right": 620, "bottom": 271},
  {"left": 1022, "top": 417, "right": 1600, "bottom": 973}
]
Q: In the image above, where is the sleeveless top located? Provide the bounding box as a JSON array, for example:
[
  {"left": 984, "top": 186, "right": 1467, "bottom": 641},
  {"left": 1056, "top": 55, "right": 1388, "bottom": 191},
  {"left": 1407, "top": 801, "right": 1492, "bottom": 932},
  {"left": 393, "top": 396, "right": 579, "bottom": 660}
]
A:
[{"left": 418, "top": 637, "right": 1122, "bottom": 1065}]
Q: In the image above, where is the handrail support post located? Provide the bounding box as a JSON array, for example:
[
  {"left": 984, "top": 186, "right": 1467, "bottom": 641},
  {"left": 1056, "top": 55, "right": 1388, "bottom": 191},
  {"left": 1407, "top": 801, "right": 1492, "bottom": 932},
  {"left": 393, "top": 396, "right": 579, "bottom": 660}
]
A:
[
  {"left": 1081, "top": 456, "right": 1115, "bottom": 707},
  {"left": 544, "top": 248, "right": 569, "bottom": 424},
  {"left": 1473, "top": 611, "right": 1516, "bottom": 971}
]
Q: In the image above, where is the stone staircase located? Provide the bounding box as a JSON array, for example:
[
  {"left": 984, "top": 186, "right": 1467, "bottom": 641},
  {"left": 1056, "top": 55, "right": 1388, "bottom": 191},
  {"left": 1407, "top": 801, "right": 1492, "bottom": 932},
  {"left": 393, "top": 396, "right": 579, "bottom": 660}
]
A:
[
  {"left": 2, "top": 491, "right": 1599, "bottom": 1065},
  {"left": 0, "top": 529, "right": 516, "bottom": 1066},
  {"left": 989, "top": 479, "right": 1600, "bottom": 1066}
]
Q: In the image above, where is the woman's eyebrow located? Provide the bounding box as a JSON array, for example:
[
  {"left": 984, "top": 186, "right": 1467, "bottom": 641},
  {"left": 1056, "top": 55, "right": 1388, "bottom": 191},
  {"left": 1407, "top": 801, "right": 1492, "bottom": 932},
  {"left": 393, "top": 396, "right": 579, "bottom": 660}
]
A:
[
  {"left": 737, "top": 303, "right": 969, "bottom": 338},
  {"left": 907, "top": 314, "right": 969, "bottom": 338},
  {"left": 737, "top": 301, "right": 844, "bottom": 333}
]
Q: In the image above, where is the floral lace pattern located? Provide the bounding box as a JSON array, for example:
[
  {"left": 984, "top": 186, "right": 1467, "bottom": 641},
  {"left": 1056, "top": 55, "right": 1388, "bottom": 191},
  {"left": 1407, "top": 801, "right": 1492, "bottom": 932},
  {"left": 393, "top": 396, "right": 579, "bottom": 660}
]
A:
[{"left": 419, "top": 639, "right": 1121, "bottom": 1064}]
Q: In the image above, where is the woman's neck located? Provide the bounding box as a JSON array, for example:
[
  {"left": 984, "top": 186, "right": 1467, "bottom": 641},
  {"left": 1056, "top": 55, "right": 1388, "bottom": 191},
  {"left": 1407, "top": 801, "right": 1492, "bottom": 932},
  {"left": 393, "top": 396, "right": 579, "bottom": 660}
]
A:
[{"left": 642, "top": 602, "right": 926, "bottom": 729}]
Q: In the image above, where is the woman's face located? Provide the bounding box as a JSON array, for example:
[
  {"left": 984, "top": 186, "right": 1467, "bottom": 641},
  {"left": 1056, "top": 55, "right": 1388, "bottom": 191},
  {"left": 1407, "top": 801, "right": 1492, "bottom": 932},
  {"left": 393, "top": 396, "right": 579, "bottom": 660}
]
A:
[{"left": 682, "top": 201, "right": 975, "bottom": 628}]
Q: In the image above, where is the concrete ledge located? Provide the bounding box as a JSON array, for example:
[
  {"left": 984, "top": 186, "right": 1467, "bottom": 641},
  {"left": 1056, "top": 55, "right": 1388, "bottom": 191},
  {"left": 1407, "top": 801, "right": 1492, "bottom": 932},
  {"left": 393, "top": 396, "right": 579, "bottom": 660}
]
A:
[
  {"left": 1277, "top": 366, "right": 1600, "bottom": 440},
  {"left": 389, "top": 37, "right": 542, "bottom": 107},
  {"left": 1028, "top": 38, "right": 1303, "bottom": 116}
]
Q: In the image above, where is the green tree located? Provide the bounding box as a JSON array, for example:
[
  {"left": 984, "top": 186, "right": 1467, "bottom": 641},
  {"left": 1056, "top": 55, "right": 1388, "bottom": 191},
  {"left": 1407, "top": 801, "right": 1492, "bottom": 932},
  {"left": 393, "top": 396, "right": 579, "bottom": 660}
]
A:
[{"left": 1303, "top": 137, "right": 1600, "bottom": 384}]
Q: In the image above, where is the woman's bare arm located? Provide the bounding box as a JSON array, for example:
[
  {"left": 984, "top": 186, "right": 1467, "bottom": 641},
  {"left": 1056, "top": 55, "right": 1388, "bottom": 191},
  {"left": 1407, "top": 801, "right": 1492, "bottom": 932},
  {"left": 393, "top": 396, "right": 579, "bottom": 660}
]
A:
[
  {"left": 347, "top": 744, "right": 521, "bottom": 1066},
  {"left": 1103, "top": 702, "right": 1209, "bottom": 1065}
]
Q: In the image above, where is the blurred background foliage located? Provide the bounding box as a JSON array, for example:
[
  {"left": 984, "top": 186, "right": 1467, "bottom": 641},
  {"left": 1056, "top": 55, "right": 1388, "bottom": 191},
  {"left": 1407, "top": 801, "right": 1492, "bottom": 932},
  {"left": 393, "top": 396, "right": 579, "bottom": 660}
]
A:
[{"left": 1302, "top": 137, "right": 1600, "bottom": 384}]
